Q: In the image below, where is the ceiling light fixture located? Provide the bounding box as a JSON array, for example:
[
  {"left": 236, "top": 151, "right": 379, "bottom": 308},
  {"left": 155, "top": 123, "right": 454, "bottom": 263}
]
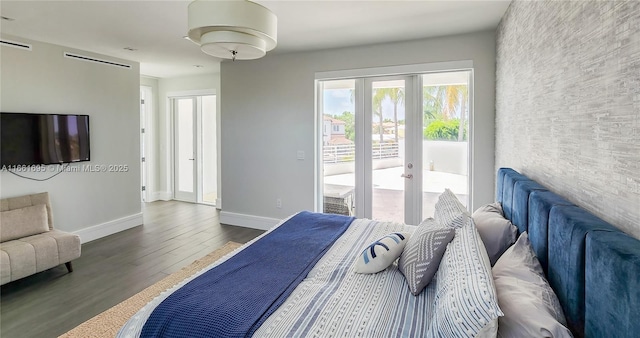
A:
[{"left": 187, "top": 0, "right": 277, "bottom": 61}]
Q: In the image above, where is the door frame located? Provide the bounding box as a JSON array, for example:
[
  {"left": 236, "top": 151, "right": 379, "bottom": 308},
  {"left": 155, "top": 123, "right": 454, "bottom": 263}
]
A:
[
  {"left": 315, "top": 61, "right": 474, "bottom": 223},
  {"left": 167, "top": 89, "right": 217, "bottom": 204},
  {"left": 140, "top": 86, "right": 153, "bottom": 202}
]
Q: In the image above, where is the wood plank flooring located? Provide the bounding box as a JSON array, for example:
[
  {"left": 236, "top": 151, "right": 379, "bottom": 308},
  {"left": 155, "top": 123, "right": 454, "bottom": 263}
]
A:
[{"left": 0, "top": 201, "right": 264, "bottom": 338}]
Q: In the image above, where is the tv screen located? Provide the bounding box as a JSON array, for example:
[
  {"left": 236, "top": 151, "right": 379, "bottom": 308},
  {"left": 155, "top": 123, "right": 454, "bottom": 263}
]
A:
[{"left": 1, "top": 113, "right": 90, "bottom": 166}]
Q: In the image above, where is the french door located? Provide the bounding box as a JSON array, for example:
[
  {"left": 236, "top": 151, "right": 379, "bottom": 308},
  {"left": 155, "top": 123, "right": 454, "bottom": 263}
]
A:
[
  {"left": 174, "top": 97, "right": 197, "bottom": 202},
  {"left": 364, "top": 76, "right": 421, "bottom": 224},
  {"left": 172, "top": 94, "right": 218, "bottom": 204},
  {"left": 319, "top": 70, "right": 471, "bottom": 225}
]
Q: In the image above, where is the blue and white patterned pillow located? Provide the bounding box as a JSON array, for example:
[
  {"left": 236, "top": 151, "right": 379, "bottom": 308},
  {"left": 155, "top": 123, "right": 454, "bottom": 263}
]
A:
[
  {"left": 354, "top": 232, "right": 410, "bottom": 274},
  {"left": 429, "top": 214, "right": 503, "bottom": 337},
  {"left": 398, "top": 218, "right": 455, "bottom": 295},
  {"left": 434, "top": 188, "right": 470, "bottom": 228}
]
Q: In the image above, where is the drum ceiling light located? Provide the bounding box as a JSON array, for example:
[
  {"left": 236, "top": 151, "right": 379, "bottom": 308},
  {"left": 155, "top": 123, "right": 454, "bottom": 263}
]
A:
[{"left": 187, "top": 0, "right": 277, "bottom": 61}]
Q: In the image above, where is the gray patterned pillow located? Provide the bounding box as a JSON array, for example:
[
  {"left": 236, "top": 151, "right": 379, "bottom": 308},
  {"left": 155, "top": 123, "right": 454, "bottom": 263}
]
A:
[
  {"left": 398, "top": 219, "right": 455, "bottom": 295},
  {"left": 434, "top": 188, "right": 469, "bottom": 228}
]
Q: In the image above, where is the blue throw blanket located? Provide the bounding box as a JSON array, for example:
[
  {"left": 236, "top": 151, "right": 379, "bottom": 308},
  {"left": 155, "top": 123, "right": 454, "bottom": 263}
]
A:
[{"left": 140, "top": 211, "right": 355, "bottom": 338}]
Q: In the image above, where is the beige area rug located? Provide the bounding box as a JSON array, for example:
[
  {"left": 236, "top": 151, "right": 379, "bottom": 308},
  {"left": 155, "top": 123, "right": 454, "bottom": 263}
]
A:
[{"left": 60, "top": 241, "right": 243, "bottom": 338}]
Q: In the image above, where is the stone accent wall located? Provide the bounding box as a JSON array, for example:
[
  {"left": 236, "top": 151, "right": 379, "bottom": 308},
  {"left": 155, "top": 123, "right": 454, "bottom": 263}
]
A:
[{"left": 495, "top": 0, "right": 640, "bottom": 238}]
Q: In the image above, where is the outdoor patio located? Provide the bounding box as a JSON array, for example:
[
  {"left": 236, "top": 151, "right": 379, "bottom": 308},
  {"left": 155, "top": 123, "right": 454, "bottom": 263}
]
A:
[{"left": 323, "top": 167, "right": 468, "bottom": 224}]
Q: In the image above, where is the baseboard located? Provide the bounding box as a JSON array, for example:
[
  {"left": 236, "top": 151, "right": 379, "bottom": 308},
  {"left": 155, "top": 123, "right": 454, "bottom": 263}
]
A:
[
  {"left": 74, "top": 212, "right": 143, "bottom": 243},
  {"left": 219, "top": 211, "right": 280, "bottom": 231},
  {"left": 216, "top": 198, "right": 222, "bottom": 210},
  {"left": 153, "top": 191, "right": 172, "bottom": 201}
]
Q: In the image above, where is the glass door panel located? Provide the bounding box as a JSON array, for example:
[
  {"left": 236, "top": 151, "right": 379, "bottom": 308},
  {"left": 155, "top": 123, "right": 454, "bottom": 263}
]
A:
[
  {"left": 370, "top": 79, "right": 406, "bottom": 223},
  {"left": 421, "top": 71, "right": 470, "bottom": 218},
  {"left": 201, "top": 95, "right": 217, "bottom": 205},
  {"left": 320, "top": 79, "right": 356, "bottom": 216},
  {"left": 174, "top": 98, "right": 196, "bottom": 202}
]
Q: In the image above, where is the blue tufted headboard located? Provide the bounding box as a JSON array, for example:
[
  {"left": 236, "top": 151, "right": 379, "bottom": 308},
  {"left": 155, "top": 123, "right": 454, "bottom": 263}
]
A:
[{"left": 495, "top": 168, "right": 640, "bottom": 338}]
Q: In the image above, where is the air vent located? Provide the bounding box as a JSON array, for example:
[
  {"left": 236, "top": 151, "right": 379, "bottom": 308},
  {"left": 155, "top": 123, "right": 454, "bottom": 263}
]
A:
[
  {"left": 0, "top": 39, "right": 32, "bottom": 51},
  {"left": 64, "top": 52, "right": 131, "bottom": 69}
]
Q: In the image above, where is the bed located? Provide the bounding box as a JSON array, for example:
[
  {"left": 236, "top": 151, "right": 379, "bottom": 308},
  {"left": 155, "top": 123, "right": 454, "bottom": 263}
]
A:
[
  {"left": 496, "top": 168, "right": 640, "bottom": 337},
  {"left": 118, "top": 168, "right": 639, "bottom": 338}
]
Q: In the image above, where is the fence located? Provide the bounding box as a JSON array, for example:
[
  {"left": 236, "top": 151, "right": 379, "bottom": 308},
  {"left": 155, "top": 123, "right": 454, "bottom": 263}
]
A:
[{"left": 323, "top": 142, "right": 399, "bottom": 164}]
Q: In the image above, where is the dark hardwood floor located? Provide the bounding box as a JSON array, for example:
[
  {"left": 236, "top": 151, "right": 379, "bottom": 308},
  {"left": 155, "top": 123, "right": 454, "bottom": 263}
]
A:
[{"left": 0, "top": 201, "right": 265, "bottom": 338}]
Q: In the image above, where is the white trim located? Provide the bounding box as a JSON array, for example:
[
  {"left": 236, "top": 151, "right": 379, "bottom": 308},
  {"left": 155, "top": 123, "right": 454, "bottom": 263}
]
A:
[
  {"left": 216, "top": 198, "right": 222, "bottom": 210},
  {"left": 219, "top": 211, "right": 281, "bottom": 230},
  {"left": 314, "top": 80, "right": 322, "bottom": 213},
  {"left": 166, "top": 89, "right": 216, "bottom": 98},
  {"left": 468, "top": 69, "right": 475, "bottom": 211},
  {"left": 315, "top": 60, "right": 474, "bottom": 80},
  {"left": 152, "top": 191, "right": 173, "bottom": 201},
  {"left": 140, "top": 85, "right": 154, "bottom": 203},
  {"left": 360, "top": 78, "right": 371, "bottom": 219},
  {"left": 74, "top": 213, "right": 143, "bottom": 243}
]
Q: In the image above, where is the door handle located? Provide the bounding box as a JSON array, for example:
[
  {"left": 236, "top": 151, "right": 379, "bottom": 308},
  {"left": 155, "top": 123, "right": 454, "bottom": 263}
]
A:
[
  {"left": 188, "top": 158, "right": 195, "bottom": 161},
  {"left": 401, "top": 173, "right": 413, "bottom": 179}
]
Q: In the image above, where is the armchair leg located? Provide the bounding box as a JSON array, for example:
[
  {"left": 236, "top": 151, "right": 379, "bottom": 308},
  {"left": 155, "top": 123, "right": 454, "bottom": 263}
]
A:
[{"left": 65, "top": 262, "right": 74, "bottom": 273}]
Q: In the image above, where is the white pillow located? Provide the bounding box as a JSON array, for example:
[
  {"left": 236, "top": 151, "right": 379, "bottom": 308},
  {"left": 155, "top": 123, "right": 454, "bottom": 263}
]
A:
[
  {"left": 429, "top": 214, "right": 503, "bottom": 337},
  {"left": 354, "top": 232, "right": 410, "bottom": 274},
  {"left": 472, "top": 202, "right": 518, "bottom": 265},
  {"left": 434, "top": 188, "right": 469, "bottom": 228},
  {"left": 493, "top": 232, "right": 572, "bottom": 338}
]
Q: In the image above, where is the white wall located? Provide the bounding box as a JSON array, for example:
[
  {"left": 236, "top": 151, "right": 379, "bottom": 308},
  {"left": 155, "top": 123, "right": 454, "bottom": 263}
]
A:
[
  {"left": 0, "top": 35, "right": 141, "bottom": 242},
  {"left": 423, "top": 141, "right": 468, "bottom": 176},
  {"left": 156, "top": 74, "right": 220, "bottom": 201},
  {"left": 220, "top": 31, "right": 496, "bottom": 228}
]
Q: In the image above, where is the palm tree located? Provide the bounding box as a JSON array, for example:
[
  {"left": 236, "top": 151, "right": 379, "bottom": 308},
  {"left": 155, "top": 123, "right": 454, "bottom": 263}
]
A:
[
  {"left": 350, "top": 88, "right": 384, "bottom": 143},
  {"left": 440, "top": 85, "right": 468, "bottom": 141},
  {"left": 452, "top": 85, "right": 468, "bottom": 141},
  {"left": 376, "top": 87, "right": 404, "bottom": 143},
  {"left": 372, "top": 89, "right": 385, "bottom": 143},
  {"left": 423, "top": 84, "right": 468, "bottom": 141},
  {"left": 423, "top": 86, "right": 445, "bottom": 121}
]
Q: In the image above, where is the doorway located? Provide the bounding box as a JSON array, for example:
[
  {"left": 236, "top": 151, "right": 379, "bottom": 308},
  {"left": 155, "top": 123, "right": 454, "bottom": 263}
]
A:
[
  {"left": 318, "top": 70, "right": 471, "bottom": 224},
  {"left": 171, "top": 94, "right": 217, "bottom": 204}
]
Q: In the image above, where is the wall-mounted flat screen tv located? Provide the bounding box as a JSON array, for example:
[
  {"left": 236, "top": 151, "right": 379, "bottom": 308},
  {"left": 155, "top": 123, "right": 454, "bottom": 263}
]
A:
[{"left": 1, "top": 112, "right": 90, "bottom": 166}]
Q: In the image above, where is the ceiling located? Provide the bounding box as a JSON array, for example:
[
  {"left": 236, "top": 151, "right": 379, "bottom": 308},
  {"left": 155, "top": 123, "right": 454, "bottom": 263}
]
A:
[{"left": 0, "top": 1, "right": 511, "bottom": 79}]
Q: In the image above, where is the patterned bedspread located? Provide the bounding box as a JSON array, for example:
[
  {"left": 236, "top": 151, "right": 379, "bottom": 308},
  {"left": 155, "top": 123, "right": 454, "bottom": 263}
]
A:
[
  {"left": 119, "top": 217, "right": 434, "bottom": 337},
  {"left": 253, "top": 218, "right": 432, "bottom": 337}
]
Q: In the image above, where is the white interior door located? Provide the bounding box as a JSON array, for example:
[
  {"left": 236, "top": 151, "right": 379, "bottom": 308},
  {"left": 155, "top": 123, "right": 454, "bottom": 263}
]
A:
[{"left": 174, "top": 97, "right": 197, "bottom": 202}]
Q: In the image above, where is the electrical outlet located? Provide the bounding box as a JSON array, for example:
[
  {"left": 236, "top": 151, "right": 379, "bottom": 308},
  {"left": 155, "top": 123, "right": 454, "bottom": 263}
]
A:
[{"left": 276, "top": 198, "right": 282, "bottom": 208}]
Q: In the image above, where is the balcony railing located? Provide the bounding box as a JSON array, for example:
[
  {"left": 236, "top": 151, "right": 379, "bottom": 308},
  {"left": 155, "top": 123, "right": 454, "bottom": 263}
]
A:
[{"left": 323, "top": 142, "right": 399, "bottom": 163}]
